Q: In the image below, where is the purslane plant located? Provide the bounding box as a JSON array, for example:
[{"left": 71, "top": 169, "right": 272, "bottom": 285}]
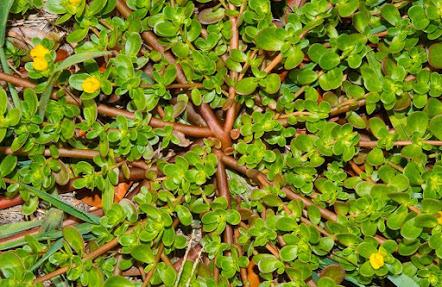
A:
[{"left": 0, "top": 0, "right": 442, "bottom": 286}]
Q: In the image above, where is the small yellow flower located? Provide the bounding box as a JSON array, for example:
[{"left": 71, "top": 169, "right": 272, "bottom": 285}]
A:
[
  {"left": 82, "top": 76, "right": 101, "bottom": 93},
  {"left": 30, "top": 44, "right": 49, "bottom": 59},
  {"left": 32, "top": 57, "right": 48, "bottom": 71},
  {"left": 436, "top": 211, "right": 442, "bottom": 225},
  {"left": 369, "top": 251, "right": 385, "bottom": 270},
  {"left": 69, "top": 0, "right": 81, "bottom": 6}
]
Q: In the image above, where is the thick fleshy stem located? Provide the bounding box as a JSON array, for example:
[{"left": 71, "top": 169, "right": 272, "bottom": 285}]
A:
[
  {"left": 215, "top": 158, "right": 234, "bottom": 245},
  {"left": 216, "top": 151, "right": 386, "bottom": 244},
  {"left": 116, "top": 0, "right": 232, "bottom": 149},
  {"left": 223, "top": 3, "right": 239, "bottom": 134},
  {"left": 200, "top": 104, "right": 232, "bottom": 151}
]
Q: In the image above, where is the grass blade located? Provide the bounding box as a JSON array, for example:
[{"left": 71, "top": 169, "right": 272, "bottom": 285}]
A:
[
  {"left": 37, "top": 75, "right": 55, "bottom": 118},
  {"left": 20, "top": 183, "right": 100, "bottom": 224},
  {"left": 30, "top": 238, "right": 63, "bottom": 272},
  {"left": 0, "top": 0, "right": 21, "bottom": 110},
  {"left": 0, "top": 219, "right": 43, "bottom": 239},
  {"left": 388, "top": 274, "right": 419, "bottom": 287},
  {"left": 0, "top": 0, "right": 14, "bottom": 47},
  {"left": 0, "top": 223, "right": 92, "bottom": 250}
]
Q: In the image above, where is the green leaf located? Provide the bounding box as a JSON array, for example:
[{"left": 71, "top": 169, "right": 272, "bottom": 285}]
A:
[
  {"left": 421, "top": 199, "right": 441, "bottom": 213},
  {"left": 361, "top": 65, "right": 383, "bottom": 92},
  {"left": 102, "top": 181, "right": 114, "bottom": 212},
  {"left": 0, "top": 87, "right": 7, "bottom": 114},
  {"left": 408, "top": 5, "right": 429, "bottom": 30},
  {"left": 388, "top": 274, "right": 419, "bottom": 287},
  {"left": 367, "top": 148, "right": 384, "bottom": 166},
  {"left": 308, "top": 44, "right": 328, "bottom": 63},
  {"left": 319, "top": 51, "right": 340, "bottom": 70},
  {"left": 86, "top": 0, "right": 107, "bottom": 17},
  {"left": 236, "top": 77, "right": 258, "bottom": 96},
  {"left": 257, "top": 255, "right": 281, "bottom": 273},
  {"left": 198, "top": 7, "right": 225, "bottom": 24},
  {"left": 55, "top": 51, "right": 111, "bottom": 73},
  {"left": 249, "top": 0, "right": 270, "bottom": 14},
  {"left": 381, "top": 4, "right": 400, "bottom": 25},
  {"left": 46, "top": 0, "right": 67, "bottom": 14},
  {"left": 407, "top": 111, "right": 428, "bottom": 137},
  {"left": 400, "top": 218, "right": 422, "bottom": 240},
  {"left": 280, "top": 245, "right": 298, "bottom": 262},
  {"left": 414, "top": 214, "right": 437, "bottom": 228},
  {"left": 104, "top": 276, "right": 134, "bottom": 287},
  {"left": 125, "top": 32, "right": 142, "bottom": 58},
  {"left": 0, "top": 251, "right": 24, "bottom": 279},
  {"left": 0, "top": 155, "right": 17, "bottom": 177},
  {"left": 429, "top": 43, "right": 442, "bottom": 69},
  {"left": 83, "top": 100, "right": 98, "bottom": 126},
  {"left": 131, "top": 244, "right": 155, "bottom": 263},
  {"left": 154, "top": 21, "right": 179, "bottom": 37},
  {"left": 336, "top": 0, "right": 359, "bottom": 17},
  {"left": 20, "top": 183, "right": 100, "bottom": 224},
  {"left": 176, "top": 205, "right": 192, "bottom": 226},
  {"left": 226, "top": 209, "right": 241, "bottom": 225},
  {"left": 157, "top": 262, "right": 176, "bottom": 286},
  {"left": 430, "top": 115, "right": 442, "bottom": 140},
  {"left": 284, "top": 46, "right": 304, "bottom": 70},
  {"left": 319, "top": 68, "right": 344, "bottom": 91},
  {"left": 63, "top": 226, "right": 84, "bottom": 254},
  {"left": 261, "top": 73, "right": 281, "bottom": 94},
  {"left": 319, "top": 264, "right": 345, "bottom": 284},
  {"left": 308, "top": 205, "right": 321, "bottom": 225},
  {"left": 347, "top": 112, "right": 366, "bottom": 129},
  {"left": 369, "top": 117, "right": 388, "bottom": 138},
  {"left": 317, "top": 277, "right": 337, "bottom": 287},
  {"left": 255, "top": 27, "right": 286, "bottom": 51},
  {"left": 276, "top": 216, "right": 297, "bottom": 231},
  {"left": 67, "top": 28, "right": 89, "bottom": 43}
]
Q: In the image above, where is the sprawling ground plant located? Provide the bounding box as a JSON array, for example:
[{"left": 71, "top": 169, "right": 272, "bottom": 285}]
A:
[{"left": 0, "top": 0, "right": 442, "bottom": 286}]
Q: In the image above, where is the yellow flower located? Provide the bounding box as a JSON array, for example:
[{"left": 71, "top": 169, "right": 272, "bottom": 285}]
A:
[
  {"left": 69, "top": 0, "right": 81, "bottom": 6},
  {"left": 30, "top": 44, "right": 49, "bottom": 59},
  {"left": 32, "top": 57, "right": 48, "bottom": 71},
  {"left": 436, "top": 211, "right": 442, "bottom": 225},
  {"left": 369, "top": 251, "right": 385, "bottom": 270},
  {"left": 82, "top": 76, "right": 101, "bottom": 93}
]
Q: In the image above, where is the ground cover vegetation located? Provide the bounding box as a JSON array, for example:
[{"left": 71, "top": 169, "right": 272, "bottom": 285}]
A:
[{"left": 0, "top": 0, "right": 442, "bottom": 286}]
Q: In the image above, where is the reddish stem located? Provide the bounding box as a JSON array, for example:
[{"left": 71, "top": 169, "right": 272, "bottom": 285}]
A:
[
  {"left": 0, "top": 196, "right": 24, "bottom": 209},
  {"left": 215, "top": 158, "right": 233, "bottom": 245},
  {"left": 0, "top": 146, "right": 99, "bottom": 159},
  {"left": 224, "top": 4, "right": 239, "bottom": 134},
  {"left": 217, "top": 152, "right": 388, "bottom": 244},
  {"left": 0, "top": 72, "right": 213, "bottom": 138},
  {"left": 264, "top": 54, "right": 283, "bottom": 73},
  {"left": 200, "top": 104, "right": 232, "bottom": 151}
]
